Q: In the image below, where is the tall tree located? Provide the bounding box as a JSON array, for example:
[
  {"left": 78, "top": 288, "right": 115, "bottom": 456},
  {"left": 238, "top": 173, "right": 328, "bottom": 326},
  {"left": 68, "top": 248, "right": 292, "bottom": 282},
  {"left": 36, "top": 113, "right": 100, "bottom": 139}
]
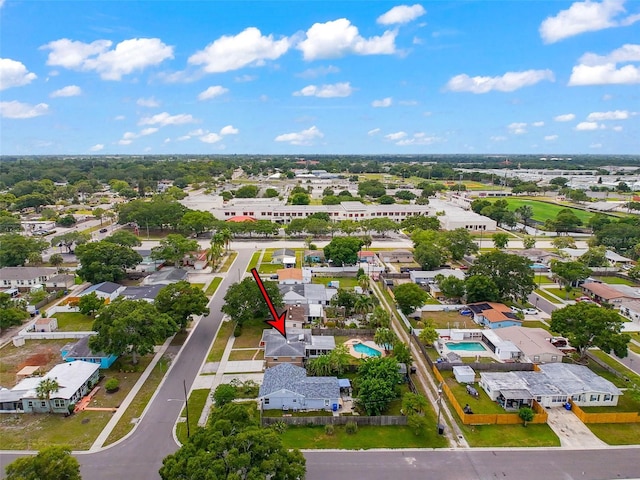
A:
[
  {"left": 151, "top": 234, "right": 199, "bottom": 267},
  {"left": 550, "top": 303, "right": 630, "bottom": 361},
  {"left": 374, "top": 327, "right": 397, "bottom": 354},
  {"left": 323, "top": 236, "right": 364, "bottom": 266},
  {"left": 393, "top": 283, "right": 429, "bottom": 315},
  {"left": 442, "top": 228, "right": 479, "bottom": 261},
  {"left": 464, "top": 275, "right": 501, "bottom": 303},
  {"left": 0, "top": 233, "right": 48, "bottom": 267},
  {"left": 48, "top": 253, "right": 64, "bottom": 272},
  {"left": 467, "top": 251, "right": 535, "bottom": 302},
  {"left": 492, "top": 232, "right": 509, "bottom": 249},
  {"left": 51, "top": 231, "right": 90, "bottom": 254},
  {"left": 5, "top": 446, "right": 81, "bottom": 480},
  {"left": 104, "top": 230, "right": 142, "bottom": 247},
  {"left": 75, "top": 241, "right": 142, "bottom": 283},
  {"left": 155, "top": 281, "right": 210, "bottom": 330},
  {"left": 78, "top": 292, "right": 104, "bottom": 317},
  {"left": 550, "top": 260, "right": 592, "bottom": 294},
  {"left": 0, "top": 293, "right": 29, "bottom": 329},
  {"left": 90, "top": 298, "right": 177, "bottom": 364},
  {"left": 179, "top": 210, "right": 216, "bottom": 236},
  {"left": 36, "top": 378, "right": 60, "bottom": 413},
  {"left": 222, "top": 277, "right": 283, "bottom": 326},
  {"left": 356, "top": 357, "right": 401, "bottom": 415},
  {"left": 435, "top": 274, "right": 465, "bottom": 301}
]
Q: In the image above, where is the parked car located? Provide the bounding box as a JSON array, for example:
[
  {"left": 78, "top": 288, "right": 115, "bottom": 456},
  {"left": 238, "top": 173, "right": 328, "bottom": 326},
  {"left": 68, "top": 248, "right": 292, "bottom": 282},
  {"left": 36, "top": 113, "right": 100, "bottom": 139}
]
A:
[
  {"left": 459, "top": 309, "right": 473, "bottom": 316},
  {"left": 99, "top": 228, "right": 108, "bottom": 233},
  {"left": 523, "top": 308, "right": 538, "bottom": 315}
]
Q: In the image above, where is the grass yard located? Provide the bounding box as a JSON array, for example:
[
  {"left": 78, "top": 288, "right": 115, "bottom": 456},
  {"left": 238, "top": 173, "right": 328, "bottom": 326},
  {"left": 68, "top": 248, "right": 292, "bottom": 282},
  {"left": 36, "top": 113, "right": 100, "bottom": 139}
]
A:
[
  {"left": 382, "top": 384, "right": 411, "bottom": 415},
  {"left": 52, "top": 312, "right": 94, "bottom": 331},
  {"left": 588, "top": 350, "right": 640, "bottom": 385},
  {"left": 499, "top": 198, "right": 594, "bottom": 223},
  {"left": 595, "top": 276, "right": 639, "bottom": 286},
  {"left": 580, "top": 392, "right": 640, "bottom": 413},
  {"left": 522, "top": 320, "right": 554, "bottom": 333},
  {"left": 441, "top": 372, "right": 505, "bottom": 415},
  {"left": 629, "top": 343, "right": 640, "bottom": 355},
  {"left": 233, "top": 318, "right": 268, "bottom": 349},
  {"left": 262, "top": 248, "right": 275, "bottom": 263},
  {"left": 312, "top": 277, "right": 359, "bottom": 289},
  {"left": 103, "top": 355, "right": 171, "bottom": 445},
  {"left": 228, "top": 349, "right": 261, "bottom": 361},
  {"left": 535, "top": 289, "right": 563, "bottom": 303},
  {"left": 460, "top": 423, "right": 560, "bottom": 447},
  {"left": 218, "top": 251, "right": 238, "bottom": 273},
  {"left": 206, "top": 320, "right": 235, "bottom": 362},
  {"left": 258, "top": 262, "right": 281, "bottom": 274},
  {"left": 545, "top": 287, "right": 581, "bottom": 300},
  {"left": 587, "top": 422, "right": 640, "bottom": 445},
  {"left": 175, "top": 389, "right": 210, "bottom": 444},
  {"left": 419, "top": 311, "right": 480, "bottom": 330},
  {"left": 279, "top": 424, "right": 448, "bottom": 449},
  {"left": 246, "top": 251, "right": 261, "bottom": 272},
  {"left": 535, "top": 275, "right": 557, "bottom": 285},
  {"left": 205, "top": 277, "right": 222, "bottom": 296},
  {"left": 191, "top": 283, "right": 205, "bottom": 290}
]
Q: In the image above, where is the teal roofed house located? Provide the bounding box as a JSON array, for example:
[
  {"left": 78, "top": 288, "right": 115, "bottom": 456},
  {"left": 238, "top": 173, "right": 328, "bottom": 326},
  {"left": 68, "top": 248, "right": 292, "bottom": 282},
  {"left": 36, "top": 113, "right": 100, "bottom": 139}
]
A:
[{"left": 61, "top": 335, "right": 118, "bottom": 369}]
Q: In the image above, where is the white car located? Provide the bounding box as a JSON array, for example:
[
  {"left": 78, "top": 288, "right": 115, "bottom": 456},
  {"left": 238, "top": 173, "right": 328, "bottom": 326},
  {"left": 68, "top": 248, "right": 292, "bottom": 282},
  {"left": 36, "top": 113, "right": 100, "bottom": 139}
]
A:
[{"left": 523, "top": 308, "right": 538, "bottom": 315}]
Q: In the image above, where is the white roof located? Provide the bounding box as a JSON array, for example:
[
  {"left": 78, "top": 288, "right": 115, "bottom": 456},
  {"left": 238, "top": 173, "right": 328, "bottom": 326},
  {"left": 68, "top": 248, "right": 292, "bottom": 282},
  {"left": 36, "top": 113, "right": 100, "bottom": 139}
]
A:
[{"left": 14, "top": 361, "right": 99, "bottom": 400}]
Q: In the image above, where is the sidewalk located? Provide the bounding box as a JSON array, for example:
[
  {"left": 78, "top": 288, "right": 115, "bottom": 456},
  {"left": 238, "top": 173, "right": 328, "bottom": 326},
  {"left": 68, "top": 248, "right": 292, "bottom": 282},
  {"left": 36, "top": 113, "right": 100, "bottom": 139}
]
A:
[
  {"left": 90, "top": 336, "right": 174, "bottom": 451},
  {"left": 195, "top": 336, "right": 235, "bottom": 426}
]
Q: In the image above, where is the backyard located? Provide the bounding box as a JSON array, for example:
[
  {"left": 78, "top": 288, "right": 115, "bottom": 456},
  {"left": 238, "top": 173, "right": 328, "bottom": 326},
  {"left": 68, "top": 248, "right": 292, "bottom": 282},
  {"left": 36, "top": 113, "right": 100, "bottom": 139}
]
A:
[
  {"left": 53, "top": 312, "right": 94, "bottom": 331},
  {"left": 0, "top": 339, "right": 71, "bottom": 387},
  {"left": 419, "top": 311, "right": 480, "bottom": 330}
]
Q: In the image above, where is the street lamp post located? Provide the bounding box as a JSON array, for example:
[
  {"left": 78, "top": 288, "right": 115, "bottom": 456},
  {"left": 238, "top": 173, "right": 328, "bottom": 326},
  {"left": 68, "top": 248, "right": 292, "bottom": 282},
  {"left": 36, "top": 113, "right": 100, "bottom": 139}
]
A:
[
  {"left": 183, "top": 379, "right": 190, "bottom": 439},
  {"left": 436, "top": 381, "right": 444, "bottom": 435}
]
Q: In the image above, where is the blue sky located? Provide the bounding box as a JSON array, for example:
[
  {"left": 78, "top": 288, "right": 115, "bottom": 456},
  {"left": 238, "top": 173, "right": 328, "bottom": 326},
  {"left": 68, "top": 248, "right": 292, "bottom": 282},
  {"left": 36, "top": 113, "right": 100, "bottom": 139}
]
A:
[{"left": 1, "top": 0, "right": 639, "bottom": 155}]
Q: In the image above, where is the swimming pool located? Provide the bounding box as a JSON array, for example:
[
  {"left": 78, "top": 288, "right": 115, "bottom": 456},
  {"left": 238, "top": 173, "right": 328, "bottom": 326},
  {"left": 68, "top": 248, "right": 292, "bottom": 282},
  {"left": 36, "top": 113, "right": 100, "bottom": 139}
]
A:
[
  {"left": 353, "top": 342, "right": 382, "bottom": 357},
  {"left": 446, "top": 342, "right": 486, "bottom": 352},
  {"left": 530, "top": 263, "right": 547, "bottom": 269}
]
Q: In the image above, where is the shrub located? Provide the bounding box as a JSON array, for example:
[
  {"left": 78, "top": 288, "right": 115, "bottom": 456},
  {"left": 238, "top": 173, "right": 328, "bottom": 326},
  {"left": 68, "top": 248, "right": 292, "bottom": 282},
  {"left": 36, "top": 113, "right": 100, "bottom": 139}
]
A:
[
  {"left": 271, "top": 421, "right": 287, "bottom": 433},
  {"left": 213, "top": 383, "right": 236, "bottom": 407},
  {"left": 233, "top": 324, "right": 242, "bottom": 337},
  {"left": 345, "top": 421, "right": 358, "bottom": 434},
  {"left": 325, "top": 321, "right": 336, "bottom": 328},
  {"left": 348, "top": 322, "right": 358, "bottom": 329},
  {"left": 105, "top": 378, "right": 119, "bottom": 393},
  {"left": 67, "top": 403, "right": 75, "bottom": 414},
  {"left": 324, "top": 424, "right": 334, "bottom": 435}
]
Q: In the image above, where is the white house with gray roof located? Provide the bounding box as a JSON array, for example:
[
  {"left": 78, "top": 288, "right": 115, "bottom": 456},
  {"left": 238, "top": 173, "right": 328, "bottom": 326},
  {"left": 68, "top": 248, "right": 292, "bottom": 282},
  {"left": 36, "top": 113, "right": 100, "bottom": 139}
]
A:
[
  {"left": 261, "top": 328, "right": 335, "bottom": 367},
  {"left": 0, "top": 267, "right": 57, "bottom": 291},
  {"left": 279, "top": 284, "right": 337, "bottom": 306},
  {"left": 259, "top": 363, "right": 340, "bottom": 411}
]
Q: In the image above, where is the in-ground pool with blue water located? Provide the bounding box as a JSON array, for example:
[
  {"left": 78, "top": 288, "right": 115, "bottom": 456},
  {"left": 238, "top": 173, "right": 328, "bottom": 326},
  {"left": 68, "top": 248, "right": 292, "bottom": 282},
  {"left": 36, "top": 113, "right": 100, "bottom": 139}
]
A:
[
  {"left": 446, "top": 342, "right": 486, "bottom": 352},
  {"left": 353, "top": 342, "right": 382, "bottom": 357}
]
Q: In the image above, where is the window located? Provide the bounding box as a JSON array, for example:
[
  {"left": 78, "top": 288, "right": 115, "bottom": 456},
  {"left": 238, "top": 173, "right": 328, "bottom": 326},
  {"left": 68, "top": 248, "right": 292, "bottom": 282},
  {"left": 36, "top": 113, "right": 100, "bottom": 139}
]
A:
[
  {"left": 54, "top": 399, "right": 65, "bottom": 408},
  {"left": 533, "top": 355, "right": 540, "bottom": 362},
  {"left": 27, "top": 401, "right": 33, "bottom": 407},
  {"left": 590, "top": 394, "right": 599, "bottom": 402},
  {"left": 41, "top": 401, "right": 47, "bottom": 407},
  {"left": 551, "top": 356, "right": 557, "bottom": 362},
  {"left": 536, "top": 396, "right": 542, "bottom": 402},
  {"left": 264, "top": 398, "right": 270, "bottom": 405},
  {"left": 292, "top": 399, "right": 296, "bottom": 403},
  {"left": 604, "top": 394, "right": 611, "bottom": 401}
]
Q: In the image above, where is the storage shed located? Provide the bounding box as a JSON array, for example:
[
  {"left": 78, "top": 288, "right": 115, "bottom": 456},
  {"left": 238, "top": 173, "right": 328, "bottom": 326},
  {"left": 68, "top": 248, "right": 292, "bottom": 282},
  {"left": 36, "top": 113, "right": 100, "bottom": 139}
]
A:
[{"left": 453, "top": 365, "right": 476, "bottom": 384}]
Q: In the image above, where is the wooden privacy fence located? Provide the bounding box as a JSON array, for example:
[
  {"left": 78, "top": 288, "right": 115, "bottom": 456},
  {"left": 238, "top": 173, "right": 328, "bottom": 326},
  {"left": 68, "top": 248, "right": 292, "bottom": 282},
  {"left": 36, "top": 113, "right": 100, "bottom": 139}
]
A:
[
  {"left": 432, "top": 366, "right": 548, "bottom": 426},
  {"left": 261, "top": 415, "right": 407, "bottom": 427},
  {"left": 569, "top": 400, "right": 640, "bottom": 424}
]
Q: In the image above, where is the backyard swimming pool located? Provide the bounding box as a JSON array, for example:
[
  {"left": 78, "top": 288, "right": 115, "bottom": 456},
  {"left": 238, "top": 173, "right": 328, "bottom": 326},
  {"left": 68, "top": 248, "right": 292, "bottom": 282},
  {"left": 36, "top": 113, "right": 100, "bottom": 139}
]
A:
[
  {"left": 446, "top": 342, "right": 486, "bottom": 352},
  {"left": 530, "top": 263, "right": 547, "bottom": 269},
  {"left": 353, "top": 342, "right": 382, "bottom": 357}
]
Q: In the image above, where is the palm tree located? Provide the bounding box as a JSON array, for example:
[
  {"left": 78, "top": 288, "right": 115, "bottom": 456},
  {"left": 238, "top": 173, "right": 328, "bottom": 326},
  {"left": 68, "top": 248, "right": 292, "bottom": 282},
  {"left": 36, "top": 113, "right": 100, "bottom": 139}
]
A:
[
  {"left": 36, "top": 378, "right": 60, "bottom": 413},
  {"left": 374, "top": 327, "right": 397, "bottom": 354},
  {"left": 49, "top": 253, "right": 64, "bottom": 273},
  {"left": 219, "top": 228, "right": 233, "bottom": 252},
  {"left": 207, "top": 242, "right": 223, "bottom": 269},
  {"left": 357, "top": 274, "right": 370, "bottom": 292},
  {"left": 354, "top": 295, "right": 374, "bottom": 322}
]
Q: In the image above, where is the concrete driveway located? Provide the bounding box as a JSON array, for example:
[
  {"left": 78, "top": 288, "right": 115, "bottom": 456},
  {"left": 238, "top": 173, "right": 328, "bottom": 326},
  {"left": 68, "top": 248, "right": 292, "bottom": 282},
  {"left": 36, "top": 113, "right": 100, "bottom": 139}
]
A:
[{"left": 545, "top": 407, "right": 607, "bottom": 448}]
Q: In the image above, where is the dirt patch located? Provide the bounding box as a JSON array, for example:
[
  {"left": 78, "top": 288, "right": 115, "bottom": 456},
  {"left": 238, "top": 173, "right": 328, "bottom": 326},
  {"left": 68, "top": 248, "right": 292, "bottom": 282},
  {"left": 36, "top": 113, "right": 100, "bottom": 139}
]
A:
[{"left": 0, "top": 339, "right": 70, "bottom": 388}]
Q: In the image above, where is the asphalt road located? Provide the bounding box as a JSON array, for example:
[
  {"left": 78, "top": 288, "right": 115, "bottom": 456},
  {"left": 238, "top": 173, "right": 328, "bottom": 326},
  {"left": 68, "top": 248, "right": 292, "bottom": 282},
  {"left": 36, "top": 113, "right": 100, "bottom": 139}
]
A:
[
  {"left": 304, "top": 448, "right": 640, "bottom": 480},
  {"left": 527, "top": 292, "right": 559, "bottom": 315}
]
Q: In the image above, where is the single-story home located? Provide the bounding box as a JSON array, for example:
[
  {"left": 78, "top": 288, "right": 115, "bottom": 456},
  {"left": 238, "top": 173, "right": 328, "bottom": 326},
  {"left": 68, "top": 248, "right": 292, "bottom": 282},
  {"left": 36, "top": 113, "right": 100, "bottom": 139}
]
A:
[
  {"left": 479, "top": 363, "right": 622, "bottom": 410},
  {"left": 560, "top": 248, "right": 633, "bottom": 266},
  {"left": 32, "top": 317, "right": 58, "bottom": 333},
  {"left": 409, "top": 269, "right": 465, "bottom": 285},
  {"left": 381, "top": 250, "right": 414, "bottom": 263},
  {"left": 276, "top": 268, "right": 311, "bottom": 285},
  {"left": 279, "top": 284, "right": 337, "bottom": 306},
  {"left": 259, "top": 363, "right": 340, "bottom": 412},
  {"left": 120, "top": 284, "right": 164, "bottom": 302},
  {"left": 357, "top": 251, "right": 377, "bottom": 263},
  {"left": 581, "top": 282, "right": 637, "bottom": 306},
  {"left": 272, "top": 249, "right": 296, "bottom": 268},
  {"left": 12, "top": 361, "right": 100, "bottom": 414},
  {"left": 468, "top": 302, "right": 522, "bottom": 329},
  {"left": 44, "top": 274, "right": 75, "bottom": 291},
  {"left": 0, "top": 267, "right": 57, "bottom": 291},
  {"left": 304, "top": 250, "right": 325, "bottom": 263},
  {"left": 142, "top": 268, "right": 188, "bottom": 286},
  {"left": 284, "top": 305, "right": 307, "bottom": 329},
  {"left": 492, "top": 326, "right": 564, "bottom": 363},
  {"left": 78, "top": 281, "right": 125, "bottom": 303},
  {"left": 61, "top": 335, "right": 118, "bottom": 369},
  {"left": 133, "top": 249, "right": 163, "bottom": 273},
  {"left": 261, "top": 328, "right": 336, "bottom": 367},
  {"left": 183, "top": 250, "right": 208, "bottom": 270},
  {"left": 480, "top": 330, "right": 522, "bottom": 361}
]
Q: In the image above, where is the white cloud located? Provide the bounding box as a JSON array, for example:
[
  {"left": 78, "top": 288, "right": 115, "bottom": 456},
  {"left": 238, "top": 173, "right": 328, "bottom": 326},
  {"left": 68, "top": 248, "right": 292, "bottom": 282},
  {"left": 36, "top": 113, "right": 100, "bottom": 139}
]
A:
[
  {"left": 612, "top": 125, "right": 624, "bottom": 131},
  {"left": 544, "top": 135, "right": 559, "bottom": 141},
  {"left": 368, "top": 128, "right": 381, "bottom": 135},
  {"left": 177, "top": 135, "right": 191, "bottom": 141},
  {"left": 50, "top": 85, "right": 82, "bottom": 98},
  {"left": 399, "top": 100, "right": 418, "bottom": 106},
  {"left": 189, "top": 27, "right": 290, "bottom": 73},
  {"left": 490, "top": 136, "right": 507, "bottom": 141},
  {"left": 164, "top": 138, "right": 171, "bottom": 143},
  {"left": 118, "top": 127, "right": 159, "bottom": 145},
  {"left": 540, "top": 0, "right": 638, "bottom": 44},
  {"left": 200, "top": 133, "right": 222, "bottom": 144},
  {"left": 234, "top": 74, "right": 257, "bottom": 82},
  {"left": 508, "top": 122, "right": 527, "bottom": 134},
  {"left": 188, "top": 128, "right": 205, "bottom": 136},
  {"left": 41, "top": 38, "right": 174, "bottom": 80},
  {"left": 137, "top": 97, "right": 160, "bottom": 107},
  {"left": 0, "top": 58, "right": 37, "bottom": 90},
  {"left": 274, "top": 125, "right": 324, "bottom": 145},
  {"left": 590, "top": 143, "right": 603, "bottom": 148},
  {"left": 377, "top": 4, "right": 426, "bottom": 25},
  {"left": 587, "top": 109, "right": 633, "bottom": 120},
  {"left": 220, "top": 125, "right": 239, "bottom": 135},
  {"left": 297, "top": 18, "right": 396, "bottom": 61},
  {"left": 394, "top": 132, "right": 442, "bottom": 146},
  {"left": 296, "top": 65, "right": 340, "bottom": 78},
  {"left": 89, "top": 144, "right": 104, "bottom": 152},
  {"left": 575, "top": 121, "right": 603, "bottom": 130},
  {"left": 198, "top": 85, "right": 229, "bottom": 101},
  {"left": 140, "top": 127, "right": 158, "bottom": 136},
  {"left": 117, "top": 139, "right": 132, "bottom": 145},
  {"left": 569, "top": 44, "right": 640, "bottom": 85},
  {"left": 554, "top": 113, "right": 576, "bottom": 122},
  {"left": 0, "top": 1, "right": 5, "bottom": 8},
  {"left": 0, "top": 100, "right": 49, "bottom": 119},
  {"left": 532, "top": 121, "right": 545, "bottom": 127},
  {"left": 385, "top": 131, "right": 408, "bottom": 140},
  {"left": 372, "top": 97, "right": 392, "bottom": 107},
  {"left": 138, "top": 112, "right": 196, "bottom": 126},
  {"left": 114, "top": 115, "right": 125, "bottom": 121},
  {"left": 293, "top": 82, "right": 353, "bottom": 98},
  {"left": 445, "top": 69, "right": 554, "bottom": 93}
]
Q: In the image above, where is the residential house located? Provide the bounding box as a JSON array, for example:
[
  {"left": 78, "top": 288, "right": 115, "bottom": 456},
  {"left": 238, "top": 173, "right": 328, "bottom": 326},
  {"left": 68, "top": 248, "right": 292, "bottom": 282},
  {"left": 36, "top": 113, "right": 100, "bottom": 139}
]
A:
[
  {"left": 261, "top": 328, "right": 336, "bottom": 367},
  {"left": 0, "top": 267, "right": 57, "bottom": 291},
  {"left": 468, "top": 302, "right": 523, "bottom": 329},
  {"left": 16, "top": 361, "right": 100, "bottom": 414},
  {"left": 279, "top": 284, "right": 337, "bottom": 306},
  {"left": 284, "top": 305, "right": 307, "bottom": 329},
  {"left": 382, "top": 250, "right": 414, "bottom": 263},
  {"left": 142, "top": 267, "right": 188, "bottom": 286},
  {"left": 559, "top": 248, "right": 633, "bottom": 266},
  {"left": 183, "top": 250, "right": 208, "bottom": 270},
  {"left": 120, "top": 284, "right": 164, "bottom": 302},
  {"left": 479, "top": 363, "right": 622, "bottom": 410},
  {"left": 480, "top": 330, "right": 522, "bottom": 361},
  {"left": 492, "top": 326, "right": 565, "bottom": 364},
  {"left": 581, "top": 282, "right": 638, "bottom": 306},
  {"left": 44, "top": 274, "right": 75, "bottom": 291},
  {"left": 277, "top": 268, "right": 304, "bottom": 285},
  {"left": 409, "top": 269, "right": 465, "bottom": 285},
  {"left": 78, "top": 281, "right": 125, "bottom": 303},
  {"left": 304, "top": 250, "right": 325, "bottom": 264},
  {"left": 272, "top": 249, "right": 296, "bottom": 268},
  {"left": 133, "top": 249, "right": 163, "bottom": 273},
  {"left": 357, "top": 251, "right": 377, "bottom": 264},
  {"left": 620, "top": 299, "right": 640, "bottom": 323},
  {"left": 61, "top": 335, "right": 118, "bottom": 369},
  {"left": 32, "top": 317, "right": 58, "bottom": 333},
  {"left": 259, "top": 363, "right": 340, "bottom": 412}
]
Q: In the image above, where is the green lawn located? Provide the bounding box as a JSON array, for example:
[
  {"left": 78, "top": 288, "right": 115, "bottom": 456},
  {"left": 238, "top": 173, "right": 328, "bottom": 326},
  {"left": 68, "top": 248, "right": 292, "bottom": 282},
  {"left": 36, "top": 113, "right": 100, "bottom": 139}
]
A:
[
  {"left": 279, "top": 424, "right": 448, "bottom": 449},
  {"left": 218, "top": 251, "right": 237, "bottom": 273},
  {"left": 191, "top": 283, "right": 205, "bottom": 290},
  {"left": 442, "top": 372, "right": 505, "bottom": 415},
  {"left": 587, "top": 422, "right": 640, "bottom": 445},
  {"left": 629, "top": 343, "right": 640, "bottom": 355},
  {"left": 580, "top": 392, "right": 640, "bottom": 413},
  {"left": 52, "top": 312, "right": 94, "bottom": 331},
  {"left": 545, "top": 287, "right": 581, "bottom": 300},
  {"left": 420, "top": 311, "right": 479, "bottom": 330},
  {"left": 588, "top": 350, "right": 640, "bottom": 385},
  {"left": 595, "top": 276, "right": 639, "bottom": 286},
  {"left": 228, "top": 349, "right": 261, "bottom": 361},
  {"left": 499, "top": 198, "right": 594, "bottom": 223},
  {"left": 246, "top": 252, "right": 261, "bottom": 272},
  {"left": 233, "top": 318, "right": 268, "bottom": 349},
  {"left": 176, "top": 389, "right": 210, "bottom": 444},
  {"left": 522, "top": 321, "right": 555, "bottom": 333},
  {"left": 460, "top": 423, "right": 560, "bottom": 447},
  {"left": 206, "top": 320, "right": 235, "bottom": 362},
  {"left": 313, "top": 277, "right": 359, "bottom": 289},
  {"left": 205, "top": 277, "right": 222, "bottom": 296},
  {"left": 535, "top": 288, "right": 563, "bottom": 303},
  {"left": 258, "top": 262, "right": 281, "bottom": 274}
]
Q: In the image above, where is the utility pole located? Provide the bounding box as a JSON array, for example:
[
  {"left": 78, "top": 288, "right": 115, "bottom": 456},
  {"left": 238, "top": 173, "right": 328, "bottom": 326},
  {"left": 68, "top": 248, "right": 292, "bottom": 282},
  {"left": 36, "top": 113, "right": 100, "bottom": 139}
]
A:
[{"left": 183, "top": 379, "right": 190, "bottom": 439}]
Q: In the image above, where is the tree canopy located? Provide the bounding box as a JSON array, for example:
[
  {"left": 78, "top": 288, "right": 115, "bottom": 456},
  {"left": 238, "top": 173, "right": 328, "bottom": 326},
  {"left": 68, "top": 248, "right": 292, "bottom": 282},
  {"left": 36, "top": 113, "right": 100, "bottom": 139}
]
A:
[
  {"left": 155, "top": 280, "right": 210, "bottom": 330},
  {"left": 75, "top": 241, "right": 142, "bottom": 283},
  {"left": 151, "top": 234, "right": 199, "bottom": 267},
  {"left": 222, "top": 277, "right": 283, "bottom": 326},
  {"left": 323, "top": 236, "right": 364, "bottom": 266},
  {"left": 393, "top": 282, "right": 429, "bottom": 315},
  {"left": 467, "top": 251, "right": 535, "bottom": 302},
  {"left": 0, "top": 233, "right": 48, "bottom": 267},
  {"left": 5, "top": 446, "right": 81, "bottom": 480},
  {"left": 0, "top": 292, "right": 29, "bottom": 329},
  {"left": 356, "top": 357, "right": 401, "bottom": 416}
]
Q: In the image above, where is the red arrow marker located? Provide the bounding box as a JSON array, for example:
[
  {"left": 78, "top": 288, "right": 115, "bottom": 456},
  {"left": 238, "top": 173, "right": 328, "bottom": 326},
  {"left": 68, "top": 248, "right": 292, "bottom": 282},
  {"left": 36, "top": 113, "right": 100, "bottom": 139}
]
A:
[{"left": 251, "top": 268, "right": 286, "bottom": 338}]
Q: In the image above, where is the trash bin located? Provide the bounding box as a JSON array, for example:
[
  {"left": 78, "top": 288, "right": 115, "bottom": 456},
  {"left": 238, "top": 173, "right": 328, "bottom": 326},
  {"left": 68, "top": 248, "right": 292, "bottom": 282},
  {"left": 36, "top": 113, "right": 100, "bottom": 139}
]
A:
[
  {"left": 332, "top": 403, "right": 338, "bottom": 412},
  {"left": 437, "top": 424, "right": 445, "bottom": 435},
  {"left": 564, "top": 402, "right": 572, "bottom": 411}
]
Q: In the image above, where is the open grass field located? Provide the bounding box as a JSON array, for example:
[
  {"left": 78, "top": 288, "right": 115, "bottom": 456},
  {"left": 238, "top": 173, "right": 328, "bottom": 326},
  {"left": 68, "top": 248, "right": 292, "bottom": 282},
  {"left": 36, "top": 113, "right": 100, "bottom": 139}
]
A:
[
  {"left": 535, "top": 288, "right": 563, "bottom": 303},
  {"left": 460, "top": 423, "right": 560, "bottom": 447},
  {"left": 498, "top": 198, "right": 594, "bottom": 223},
  {"left": 587, "top": 422, "right": 640, "bottom": 445},
  {"left": 312, "top": 277, "right": 359, "bottom": 289},
  {"left": 52, "top": 312, "right": 93, "bottom": 331},
  {"left": 206, "top": 320, "right": 235, "bottom": 363},
  {"left": 258, "top": 262, "right": 281, "bottom": 274},
  {"left": 246, "top": 252, "right": 261, "bottom": 272},
  {"left": 545, "top": 287, "right": 582, "bottom": 300},
  {"left": 175, "top": 389, "right": 210, "bottom": 444},
  {"left": 279, "top": 424, "right": 448, "bottom": 449},
  {"left": 205, "top": 277, "right": 222, "bottom": 296}
]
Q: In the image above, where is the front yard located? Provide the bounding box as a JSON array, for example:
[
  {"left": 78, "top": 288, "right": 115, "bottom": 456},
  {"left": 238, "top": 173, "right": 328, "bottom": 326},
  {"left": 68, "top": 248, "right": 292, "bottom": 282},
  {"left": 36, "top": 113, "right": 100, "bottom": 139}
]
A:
[
  {"left": 587, "top": 422, "right": 640, "bottom": 445},
  {"left": 459, "top": 423, "right": 560, "bottom": 447}
]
